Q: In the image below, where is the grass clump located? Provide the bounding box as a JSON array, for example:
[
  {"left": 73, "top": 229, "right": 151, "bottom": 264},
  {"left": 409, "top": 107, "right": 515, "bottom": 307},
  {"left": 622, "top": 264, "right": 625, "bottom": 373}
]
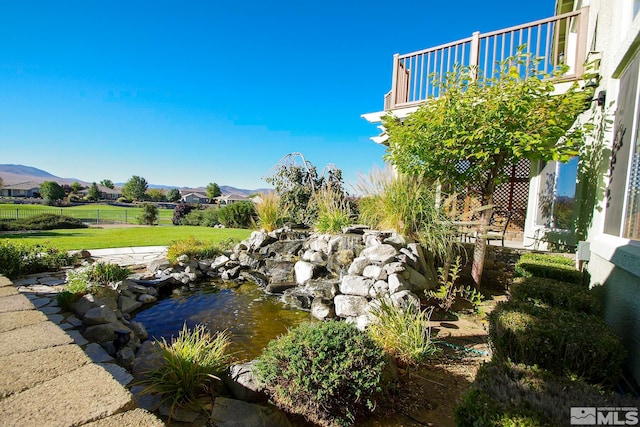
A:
[
  {"left": 181, "top": 208, "right": 219, "bottom": 227},
  {"left": 141, "top": 324, "right": 231, "bottom": 414},
  {"left": 368, "top": 297, "right": 439, "bottom": 366},
  {"left": 87, "top": 262, "right": 132, "bottom": 284},
  {"left": 254, "top": 192, "right": 286, "bottom": 232},
  {"left": 515, "top": 252, "right": 583, "bottom": 284},
  {"left": 166, "top": 236, "right": 234, "bottom": 263},
  {"left": 455, "top": 361, "right": 640, "bottom": 427},
  {"left": 313, "top": 186, "right": 352, "bottom": 234},
  {"left": 356, "top": 167, "right": 456, "bottom": 261},
  {"left": 0, "top": 240, "right": 77, "bottom": 279},
  {"left": 489, "top": 301, "right": 625, "bottom": 385},
  {"left": 0, "top": 213, "right": 87, "bottom": 231},
  {"left": 254, "top": 321, "right": 387, "bottom": 427},
  {"left": 510, "top": 276, "right": 602, "bottom": 315}
]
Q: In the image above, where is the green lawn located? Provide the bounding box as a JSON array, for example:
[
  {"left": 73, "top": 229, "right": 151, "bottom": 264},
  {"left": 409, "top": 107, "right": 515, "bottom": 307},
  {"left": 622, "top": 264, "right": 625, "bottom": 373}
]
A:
[
  {"left": 0, "top": 226, "right": 251, "bottom": 251},
  {"left": 0, "top": 203, "right": 175, "bottom": 225}
]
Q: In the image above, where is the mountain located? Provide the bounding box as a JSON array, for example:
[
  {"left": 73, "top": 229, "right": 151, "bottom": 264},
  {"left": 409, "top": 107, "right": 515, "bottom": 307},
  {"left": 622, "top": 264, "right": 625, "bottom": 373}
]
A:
[
  {"left": 0, "top": 164, "right": 270, "bottom": 196},
  {"left": 0, "top": 164, "right": 84, "bottom": 186}
]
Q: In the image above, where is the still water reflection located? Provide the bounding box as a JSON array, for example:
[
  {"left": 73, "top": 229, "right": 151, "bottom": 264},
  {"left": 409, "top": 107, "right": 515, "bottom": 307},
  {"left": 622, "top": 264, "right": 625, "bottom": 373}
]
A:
[{"left": 133, "top": 280, "right": 310, "bottom": 360}]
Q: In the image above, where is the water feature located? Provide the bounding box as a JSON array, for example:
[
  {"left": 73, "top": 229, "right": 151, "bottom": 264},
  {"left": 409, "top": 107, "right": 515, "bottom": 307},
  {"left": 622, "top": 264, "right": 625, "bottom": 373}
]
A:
[{"left": 133, "top": 280, "right": 311, "bottom": 360}]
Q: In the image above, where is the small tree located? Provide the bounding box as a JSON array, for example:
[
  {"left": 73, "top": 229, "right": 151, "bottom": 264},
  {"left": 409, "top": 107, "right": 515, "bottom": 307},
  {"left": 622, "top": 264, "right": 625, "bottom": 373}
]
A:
[
  {"left": 138, "top": 203, "right": 159, "bottom": 225},
  {"left": 265, "top": 152, "right": 346, "bottom": 225},
  {"left": 122, "top": 176, "right": 148, "bottom": 201},
  {"left": 147, "top": 188, "right": 166, "bottom": 202},
  {"left": 40, "top": 181, "right": 65, "bottom": 204},
  {"left": 87, "top": 182, "right": 101, "bottom": 201},
  {"left": 70, "top": 182, "right": 82, "bottom": 194},
  {"left": 166, "top": 188, "right": 181, "bottom": 203},
  {"left": 206, "top": 182, "right": 222, "bottom": 201},
  {"left": 100, "top": 179, "right": 115, "bottom": 189},
  {"left": 383, "top": 51, "right": 592, "bottom": 287}
]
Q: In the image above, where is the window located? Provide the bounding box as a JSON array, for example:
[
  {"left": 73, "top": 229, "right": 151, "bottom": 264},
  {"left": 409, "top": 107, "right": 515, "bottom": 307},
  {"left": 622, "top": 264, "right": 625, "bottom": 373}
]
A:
[
  {"left": 537, "top": 157, "right": 579, "bottom": 229},
  {"left": 605, "top": 53, "right": 640, "bottom": 239}
]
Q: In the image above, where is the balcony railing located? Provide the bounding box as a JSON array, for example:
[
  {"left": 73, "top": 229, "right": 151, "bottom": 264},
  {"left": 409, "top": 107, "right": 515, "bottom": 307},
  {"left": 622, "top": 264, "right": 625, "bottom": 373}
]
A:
[{"left": 385, "top": 7, "right": 589, "bottom": 110}]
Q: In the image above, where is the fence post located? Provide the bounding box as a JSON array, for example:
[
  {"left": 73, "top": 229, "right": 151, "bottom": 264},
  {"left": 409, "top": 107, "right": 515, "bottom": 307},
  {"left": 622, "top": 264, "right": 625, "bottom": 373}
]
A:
[
  {"left": 97, "top": 210, "right": 100, "bottom": 225},
  {"left": 390, "top": 53, "right": 400, "bottom": 109},
  {"left": 469, "top": 31, "right": 480, "bottom": 80},
  {"left": 15, "top": 208, "right": 18, "bottom": 220},
  {"left": 125, "top": 210, "right": 128, "bottom": 224}
]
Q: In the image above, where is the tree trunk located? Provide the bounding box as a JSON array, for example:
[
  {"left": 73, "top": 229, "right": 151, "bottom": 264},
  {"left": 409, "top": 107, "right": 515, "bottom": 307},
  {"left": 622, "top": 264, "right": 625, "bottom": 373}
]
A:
[{"left": 471, "top": 206, "right": 491, "bottom": 288}]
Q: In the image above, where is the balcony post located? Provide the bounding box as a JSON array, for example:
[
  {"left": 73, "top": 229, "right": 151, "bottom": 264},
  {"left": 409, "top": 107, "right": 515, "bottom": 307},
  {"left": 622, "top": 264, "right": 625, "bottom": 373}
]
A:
[
  {"left": 469, "top": 31, "right": 480, "bottom": 80},
  {"left": 390, "top": 53, "right": 400, "bottom": 109},
  {"left": 574, "top": 6, "right": 590, "bottom": 78}
]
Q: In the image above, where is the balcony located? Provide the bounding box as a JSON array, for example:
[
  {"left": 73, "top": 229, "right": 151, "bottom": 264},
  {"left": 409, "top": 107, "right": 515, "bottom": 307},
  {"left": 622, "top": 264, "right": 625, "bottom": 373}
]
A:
[{"left": 379, "top": 7, "right": 589, "bottom": 112}]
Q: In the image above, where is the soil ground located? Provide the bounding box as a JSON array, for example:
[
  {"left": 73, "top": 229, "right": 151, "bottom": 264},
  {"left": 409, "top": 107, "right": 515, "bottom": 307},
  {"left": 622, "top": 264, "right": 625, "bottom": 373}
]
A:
[{"left": 360, "top": 291, "right": 508, "bottom": 427}]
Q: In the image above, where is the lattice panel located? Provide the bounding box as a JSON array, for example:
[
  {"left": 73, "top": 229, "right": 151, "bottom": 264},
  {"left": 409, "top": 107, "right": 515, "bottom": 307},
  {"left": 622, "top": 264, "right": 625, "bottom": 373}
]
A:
[{"left": 445, "top": 159, "right": 531, "bottom": 233}]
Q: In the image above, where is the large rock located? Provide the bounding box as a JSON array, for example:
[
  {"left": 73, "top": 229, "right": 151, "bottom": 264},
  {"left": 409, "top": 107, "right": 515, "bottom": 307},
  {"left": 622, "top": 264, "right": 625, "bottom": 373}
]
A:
[
  {"left": 83, "top": 305, "right": 118, "bottom": 326},
  {"left": 390, "top": 290, "right": 421, "bottom": 311},
  {"left": 404, "top": 265, "right": 434, "bottom": 292},
  {"left": 347, "top": 257, "right": 369, "bottom": 276},
  {"left": 328, "top": 234, "right": 365, "bottom": 254},
  {"left": 363, "top": 265, "right": 386, "bottom": 280},
  {"left": 71, "top": 294, "right": 98, "bottom": 318},
  {"left": 224, "top": 362, "right": 266, "bottom": 402},
  {"left": 238, "top": 253, "right": 262, "bottom": 270},
  {"left": 211, "top": 255, "right": 231, "bottom": 270},
  {"left": 301, "top": 250, "right": 326, "bottom": 265},
  {"left": 264, "top": 260, "right": 294, "bottom": 283},
  {"left": 388, "top": 273, "right": 410, "bottom": 294},
  {"left": 294, "top": 261, "right": 315, "bottom": 285},
  {"left": 82, "top": 322, "right": 132, "bottom": 344},
  {"left": 259, "top": 240, "right": 303, "bottom": 257},
  {"left": 248, "top": 230, "right": 272, "bottom": 250},
  {"left": 118, "top": 295, "right": 142, "bottom": 314},
  {"left": 339, "top": 275, "right": 373, "bottom": 297},
  {"left": 360, "top": 244, "right": 398, "bottom": 264},
  {"left": 334, "top": 295, "right": 368, "bottom": 318},
  {"left": 210, "top": 397, "right": 292, "bottom": 427},
  {"left": 311, "top": 297, "right": 335, "bottom": 320},
  {"left": 265, "top": 282, "right": 297, "bottom": 294},
  {"left": 147, "top": 257, "right": 171, "bottom": 273},
  {"left": 240, "top": 270, "right": 268, "bottom": 287}
]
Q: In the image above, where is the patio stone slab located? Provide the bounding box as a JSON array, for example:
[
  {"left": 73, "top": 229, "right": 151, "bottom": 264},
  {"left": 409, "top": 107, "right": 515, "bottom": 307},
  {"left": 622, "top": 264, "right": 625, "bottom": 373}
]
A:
[
  {"left": 81, "top": 408, "right": 164, "bottom": 427},
  {"left": 0, "top": 344, "right": 90, "bottom": 398},
  {"left": 0, "top": 321, "right": 73, "bottom": 357},
  {"left": 0, "top": 310, "right": 47, "bottom": 333},
  {"left": 0, "top": 294, "right": 34, "bottom": 314},
  {"left": 0, "top": 287, "right": 18, "bottom": 298}
]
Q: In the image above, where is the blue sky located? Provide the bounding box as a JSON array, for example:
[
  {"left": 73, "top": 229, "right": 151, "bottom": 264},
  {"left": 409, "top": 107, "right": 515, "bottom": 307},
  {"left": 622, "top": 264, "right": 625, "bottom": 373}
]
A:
[{"left": 0, "top": 1, "right": 556, "bottom": 190}]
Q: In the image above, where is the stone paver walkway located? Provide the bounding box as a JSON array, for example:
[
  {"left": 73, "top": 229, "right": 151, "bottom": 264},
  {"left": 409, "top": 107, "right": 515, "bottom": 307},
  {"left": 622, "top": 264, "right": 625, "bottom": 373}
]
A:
[{"left": 0, "top": 247, "right": 167, "bottom": 426}]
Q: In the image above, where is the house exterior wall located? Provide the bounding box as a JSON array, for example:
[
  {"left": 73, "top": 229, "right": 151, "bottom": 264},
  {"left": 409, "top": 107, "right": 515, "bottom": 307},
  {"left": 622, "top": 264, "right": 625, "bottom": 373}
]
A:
[{"left": 525, "top": 0, "right": 640, "bottom": 384}]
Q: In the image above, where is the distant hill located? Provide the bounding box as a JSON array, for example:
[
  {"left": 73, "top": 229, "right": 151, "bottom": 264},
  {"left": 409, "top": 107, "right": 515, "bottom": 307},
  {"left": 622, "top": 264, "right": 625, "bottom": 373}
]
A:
[{"left": 0, "top": 164, "right": 270, "bottom": 196}]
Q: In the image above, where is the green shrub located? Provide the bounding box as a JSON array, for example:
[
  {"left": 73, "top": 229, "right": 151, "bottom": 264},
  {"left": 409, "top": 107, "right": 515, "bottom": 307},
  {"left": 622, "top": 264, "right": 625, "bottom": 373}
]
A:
[
  {"left": 0, "top": 240, "right": 77, "bottom": 279},
  {"left": 137, "top": 203, "right": 159, "bottom": 225},
  {"left": 368, "top": 297, "right": 439, "bottom": 366},
  {"left": 217, "top": 201, "right": 256, "bottom": 228},
  {"left": 181, "top": 208, "right": 219, "bottom": 227},
  {"left": 489, "top": 301, "right": 625, "bottom": 385},
  {"left": 141, "top": 324, "right": 231, "bottom": 413},
  {"left": 510, "top": 277, "right": 602, "bottom": 315},
  {"left": 515, "top": 252, "right": 582, "bottom": 284},
  {"left": 166, "top": 236, "right": 233, "bottom": 263},
  {"left": 455, "top": 361, "right": 640, "bottom": 427},
  {"left": 87, "top": 262, "right": 131, "bottom": 284},
  {"left": 254, "top": 321, "right": 387, "bottom": 427},
  {"left": 172, "top": 203, "right": 194, "bottom": 225}
]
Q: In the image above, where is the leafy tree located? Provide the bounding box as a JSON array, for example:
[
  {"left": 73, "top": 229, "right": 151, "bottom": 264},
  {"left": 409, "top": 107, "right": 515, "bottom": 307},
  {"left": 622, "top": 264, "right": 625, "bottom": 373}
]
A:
[
  {"left": 122, "top": 176, "right": 148, "bottom": 201},
  {"left": 100, "top": 179, "right": 115, "bottom": 189},
  {"left": 206, "top": 182, "right": 222, "bottom": 200},
  {"left": 147, "top": 188, "right": 166, "bottom": 202},
  {"left": 138, "top": 203, "right": 159, "bottom": 225},
  {"left": 383, "top": 52, "right": 592, "bottom": 287},
  {"left": 166, "top": 188, "right": 181, "bottom": 203},
  {"left": 70, "top": 182, "right": 82, "bottom": 194},
  {"left": 0, "top": 176, "right": 3, "bottom": 189},
  {"left": 172, "top": 203, "right": 194, "bottom": 225},
  {"left": 87, "top": 182, "right": 101, "bottom": 201},
  {"left": 265, "top": 152, "right": 346, "bottom": 225},
  {"left": 40, "top": 181, "right": 65, "bottom": 203}
]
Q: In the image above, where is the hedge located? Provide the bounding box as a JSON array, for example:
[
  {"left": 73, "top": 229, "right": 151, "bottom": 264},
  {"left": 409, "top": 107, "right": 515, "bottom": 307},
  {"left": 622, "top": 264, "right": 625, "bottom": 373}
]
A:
[
  {"left": 455, "top": 362, "right": 640, "bottom": 427},
  {"left": 515, "top": 252, "right": 583, "bottom": 284},
  {"left": 489, "top": 301, "right": 625, "bottom": 385},
  {"left": 510, "top": 277, "right": 603, "bottom": 315}
]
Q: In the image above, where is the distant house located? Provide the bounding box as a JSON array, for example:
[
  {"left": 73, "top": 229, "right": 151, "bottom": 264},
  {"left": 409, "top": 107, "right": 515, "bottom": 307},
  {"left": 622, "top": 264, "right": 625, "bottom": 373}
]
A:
[
  {"left": 216, "top": 194, "right": 250, "bottom": 205},
  {"left": 181, "top": 192, "right": 209, "bottom": 204},
  {"left": 78, "top": 185, "right": 122, "bottom": 201},
  {"left": 0, "top": 181, "right": 41, "bottom": 198}
]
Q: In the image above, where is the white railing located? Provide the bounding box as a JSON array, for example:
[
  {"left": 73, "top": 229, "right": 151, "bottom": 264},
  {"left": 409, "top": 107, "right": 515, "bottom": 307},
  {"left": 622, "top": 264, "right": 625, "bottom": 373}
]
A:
[{"left": 386, "top": 7, "right": 589, "bottom": 110}]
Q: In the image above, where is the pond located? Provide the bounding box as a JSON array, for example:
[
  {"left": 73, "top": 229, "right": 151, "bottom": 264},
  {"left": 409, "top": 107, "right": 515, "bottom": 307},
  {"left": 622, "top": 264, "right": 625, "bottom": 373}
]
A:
[{"left": 133, "top": 280, "right": 311, "bottom": 361}]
